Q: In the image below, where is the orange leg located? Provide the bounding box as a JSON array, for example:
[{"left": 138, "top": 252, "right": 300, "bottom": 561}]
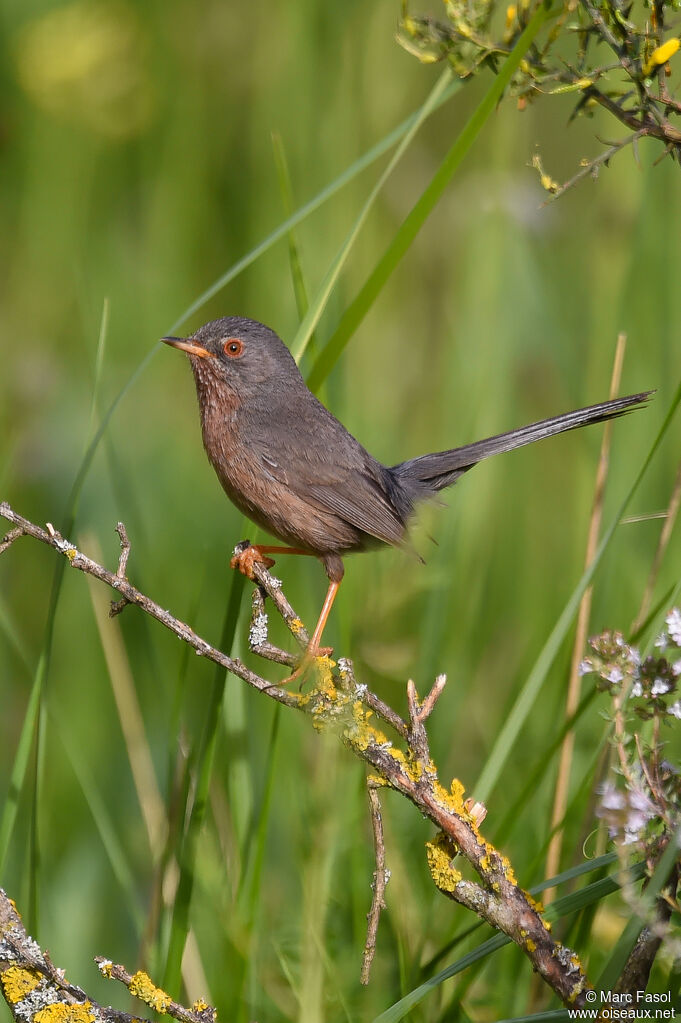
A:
[
  {"left": 230, "top": 543, "right": 342, "bottom": 683},
  {"left": 308, "top": 579, "right": 341, "bottom": 656},
  {"left": 230, "top": 543, "right": 314, "bottom": 579},
  {"left": 281, "top": 579, "right": 342, "bottom": 685}
]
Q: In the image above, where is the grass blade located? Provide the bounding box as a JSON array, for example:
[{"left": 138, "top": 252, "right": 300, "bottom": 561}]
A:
[
  {"left": 373, "top": 861, "right": 645, "bottom": 1022},
  {"left": 475, "top": 380, "right": 681, "bottom": 802},
  {"left": 272, "top": 131, "right": 311, "bottom": 324},
  {"left": 291, "top": 68, "right": 456, "bottom": 364},
  {"left": 162, "top": 570, "right": 246, "bottom": 993},
  {"left": 0, "top": 664, "right": 41, "bottom": 874},
  {"left": 306, "top": 1, "right": 557, "bottom": 391},
  {"left": 174, "top": 78, "right": 462, "bottom": 334}
]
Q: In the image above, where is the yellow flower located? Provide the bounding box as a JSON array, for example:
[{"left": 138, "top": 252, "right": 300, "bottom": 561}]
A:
[{"left": 642, "top": 36, "right": 679, "bottom": 75}]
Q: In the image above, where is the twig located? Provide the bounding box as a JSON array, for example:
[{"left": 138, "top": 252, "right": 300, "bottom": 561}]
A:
[
  {"left": 542, "top": 134, "right": 640, "bottom": 204},
  {"left": 115, "top": 522, "right": 131, "bottom": 578},
  {"left": 0, "top": 501, "right": 594, "bottom": 1007},
  {"left": 235, "top": 540, "right": 310, "bottom": 650},
  {"left": 407, "top": 676, "right": 447, "bottom": 765},
  {"left": 0, "top": 527, "right": 23, "bottom": 555},
  {"left": 337, "top": 656, "right": 409, "bottom": 740},
  {"left": 0, "top": 887, "right": 210, "bottom": 1023},
  {"left": 93, "top": 957, "right": 215, "bottom": 1023},
  {"left": 579, "top": 0, "right": 627, "bottom": 62},
  {"left": 614, "top": 882, "right": 676, "bottom": 997},
  {"left": 0, "top": 502, "right": 299, "bottom": 710},
  {"left": 109, "top": 522, "right": 132, "bottom": 616},
  {"left": 361, "top": 780, "right": 389, "bottom": 984},
  {"left": 247, "top": 585, "right": 298, "bottom": 667}
]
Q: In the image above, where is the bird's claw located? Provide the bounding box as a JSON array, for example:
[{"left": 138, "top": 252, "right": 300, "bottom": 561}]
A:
[{"left": 230, "top": 544, "right": 275, "bottom": 579}]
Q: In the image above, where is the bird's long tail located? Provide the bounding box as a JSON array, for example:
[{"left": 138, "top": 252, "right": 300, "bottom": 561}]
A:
[{"left": 390, "top": 391, "right": 652, "bottom": 496}]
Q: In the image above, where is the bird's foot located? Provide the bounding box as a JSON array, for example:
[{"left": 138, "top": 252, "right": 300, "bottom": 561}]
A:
[
  {"left": 230, "top": 544, "right": 275, "bottom": 579},
  {"left": 280, "top": 643, "right": 334, "bottom": 685}
]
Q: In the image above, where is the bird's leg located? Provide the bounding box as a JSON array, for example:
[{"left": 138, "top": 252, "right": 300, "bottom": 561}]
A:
[
  {"left": 280, "top": 579, "right": 341, "bottom": 685},
  {"left": 230, "top": 543, "right": 313, "bottom": 579}
]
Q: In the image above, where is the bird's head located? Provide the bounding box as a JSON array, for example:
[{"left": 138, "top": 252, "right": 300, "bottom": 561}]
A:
[{"left": 161, "top": 316, "right": 301, "bottom": 400}]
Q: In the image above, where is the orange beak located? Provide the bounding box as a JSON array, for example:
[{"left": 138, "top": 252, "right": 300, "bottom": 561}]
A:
[{"left": 161, "top": 336, "right": 215, "bottom": 359}]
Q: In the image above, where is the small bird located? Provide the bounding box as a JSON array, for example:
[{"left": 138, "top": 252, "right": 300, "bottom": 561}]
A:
[{"left": 162, "top": 317, "right": 650, "bottom": 674}]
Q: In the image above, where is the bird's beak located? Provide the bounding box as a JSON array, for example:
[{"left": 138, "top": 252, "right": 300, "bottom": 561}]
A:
[{"left": 161, "top": 336, "right": 215, "bottom": 359}]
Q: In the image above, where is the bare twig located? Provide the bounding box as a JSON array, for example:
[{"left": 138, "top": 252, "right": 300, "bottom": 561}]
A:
[
  {"left": 0, "top": 527, "right": 23, "bottom": 555},
  {"left": 109, "top": 522, "right": 132, "bottom": 616},
  {"left": 542, "top": 134, "right": 641, "bottom": 204},
  {"left": 361, "top": 781, "right": 389, "bottom": 984},
  {"left": 0, "top": 503, "right": 299, "bottom": 710},
  {"left": 414, "top": 673, "right": 447, "bottom": 722},
  {"left": 115, "top": 522, "right": 131, "bottom": 578}
]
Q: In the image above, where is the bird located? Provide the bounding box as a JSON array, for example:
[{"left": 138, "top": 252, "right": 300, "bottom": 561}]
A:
[{"left": 162, "top": 316, "right": 650, "bottom": 676}]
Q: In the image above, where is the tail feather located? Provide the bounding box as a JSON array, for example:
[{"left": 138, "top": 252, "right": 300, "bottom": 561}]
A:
[{"left": 391, "top": 391, "right": 653, "bottom": 495}]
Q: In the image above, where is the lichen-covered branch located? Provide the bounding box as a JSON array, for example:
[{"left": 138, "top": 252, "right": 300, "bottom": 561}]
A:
[
  {"left": 0, "top": 888, "right": 215, "bottom": 1023},
  {"left": 0, "top": 502, "right": 592, "bottom": 1008}
]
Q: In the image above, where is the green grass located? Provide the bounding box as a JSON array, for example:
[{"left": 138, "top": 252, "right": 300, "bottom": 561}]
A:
[{"left": 1, "top": 1, "right": 681, "bottom": 1020}]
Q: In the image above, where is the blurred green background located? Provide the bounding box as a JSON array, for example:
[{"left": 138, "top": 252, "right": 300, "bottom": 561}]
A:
[{"left": 1, "top": 0, "right": 680, "bottom": 1020}]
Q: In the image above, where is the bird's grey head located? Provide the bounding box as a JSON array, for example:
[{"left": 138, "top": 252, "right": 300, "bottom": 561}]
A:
[{"left": 161, "top": 316, "right": 302, "bottom": 399}]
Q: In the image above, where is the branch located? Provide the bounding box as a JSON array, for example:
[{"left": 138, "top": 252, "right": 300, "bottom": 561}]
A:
[
  {"left": 0, "top": 502, "right": 593, "bottom": 1008},
  {"left": 0, "top": 887, "right": 215, "bottom": 1023},
  {"left": 361, "top": 780, "right": 389, "bottom": 984},
  {"left": 0, "top": 502, "right": 299, "bottom": 710}
]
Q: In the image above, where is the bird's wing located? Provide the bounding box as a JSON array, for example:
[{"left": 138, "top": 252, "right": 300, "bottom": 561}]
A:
[{"left": 245, "top": 400, "right": 407, "bottom": 547}]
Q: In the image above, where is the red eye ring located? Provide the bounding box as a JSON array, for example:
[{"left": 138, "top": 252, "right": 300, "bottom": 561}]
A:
[{"left": 223, "top": 338, "right": 244, "bottom": 358}]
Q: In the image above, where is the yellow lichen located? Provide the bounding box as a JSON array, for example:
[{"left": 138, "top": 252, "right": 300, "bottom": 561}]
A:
[
  {"left": 128, "top": 971, "right": 172, "bottom": 1013},
  {"left": 1, "top": 966, "right": 42, "bottom": 1003},
  {"left": 432, "top": 777, "right": 471, "bottom": 819},
  {"left": 192, "top": 999, "right": 209, "bottom": 1013},
  {"left": 526, "top": 938, "right": 536, "bottom": 952},
  {"left": 35, "top": 1003, "right": 96, "bottom": 1023},
  {"left": 525, "top": 891, "right": 544, "bottom": 914},
  {"left": 426, "top": 832, "right": 462, "bottom": 893},
  {"left": 313, "top": 657, "right": 337, "bottom": 699},
  {"left": 346, "top": 701, "right": 390, "bottom": 752},
  {"left": 489, "top": 848, "right": 518, "bottom": 887},
  {"left": 387, "top": 745, "right": 425, "bottom": 783},
  {"left": 66, "top": 547, "right": 77, "bottom": 561}
]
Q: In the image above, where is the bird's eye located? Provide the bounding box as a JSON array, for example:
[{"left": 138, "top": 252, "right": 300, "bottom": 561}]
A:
[{"left": 223, "top": 338, "right": 244, "bottom": 358}]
